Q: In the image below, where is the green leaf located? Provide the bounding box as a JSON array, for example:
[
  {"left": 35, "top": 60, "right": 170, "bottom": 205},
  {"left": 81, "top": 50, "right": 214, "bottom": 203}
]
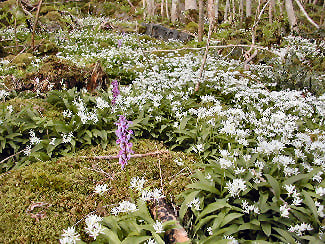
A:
[
  {"left": 197, "top": 199, "right": 230, "bottom": 221},
  {"left": 101, "top": 228, "right": 122, "bottom": 243},
  {"left": 265, "top": 174, "right": 280, "bottom": 199},
  {"left": 187, "top": 182, "right": 219, "bottom": 194},
  {"left": 283, "top": 169, "right": 321, "bottom": 185},
  {"left": 261, "top": 222, "right": 272, "bottom": 237},
  {"left": 273, "top": 227, "right": 295, "bottom": 243},
  {"left": 194, "top": 215, "right": 219, "bottom": 233},
  {"left": 302, "top": 190, "right": 319, "bottom": 224},
  {"left": 179, "top": 191, "right": 199, "bottom": 220},
  {"left": 180, "top": 116, "right": 191, "bottom": 130},
  {"left": 122, "top": 236, "right": 152, "bottom": 244},
  {"left": 219, "top": 213, "right": 243, "bottom": 228}
]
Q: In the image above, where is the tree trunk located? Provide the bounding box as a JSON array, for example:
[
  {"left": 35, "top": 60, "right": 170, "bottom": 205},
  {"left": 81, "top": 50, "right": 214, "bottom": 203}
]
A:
[
  {"left": 294, "top": 0, "right": 320, "bottom": 28},
  {"left": 161, "top": 0, "right": 165, "bottom": 17},
  {"left": 215, "top": 0, "right": 219, "bottom": 21},
  {"left": 246, "top": 0, "right": 252, "bottom": 17},
  {"left": 171, "top": 0, "right": 180, "bottom": 22},
  {"left": 198, "top": 0, "right": 204, "bottom": 41},
  {"left": 285, "top": 0, "right": 298, "bottom": 32},
  {"left": 269, "top": 0, "right": 275, "bottom": 23},
  {"left": 225, "top": 0, "right": 230, "bottom": 21},
  {"left": 231, "top": 0, "right": 236, "bottom": 23},
  {"left": 240, "top": 0, "right": 244, "bottom": 23},
  {"left": 185, "top": 0, "right": 198, "bottom": 10},
  {"left": 208, "top": 0, "right": 215, "bottom": 23},
  {"left": 277, "top": 0, "right": 284, "bottom": 16},
  {"left": 147, "top": 0, "right": 155, "bottom": 17}
]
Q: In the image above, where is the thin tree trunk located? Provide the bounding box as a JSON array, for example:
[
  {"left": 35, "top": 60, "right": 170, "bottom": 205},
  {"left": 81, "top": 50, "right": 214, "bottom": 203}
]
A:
[
  {"left": 294, "top": 0, "right": 320, "bottom": 28},
  {"left": 166, "top": 0, "right": 170, "bottom": 19},
  {"left": 246, "top": 0, "right": 252, "bottom": 17},
  {"left": 171, "top": 0, "right": 180, "bottom": 22},
  {"left": 231, "top": 0, "right": 236, "bottom": 23},
  {"left": 277, "top": 0, "right": 284, "bottom": 16},
  {"left": 185, "top": 0, "right": 198, "bottom": 10},
  {"left": 161, "top": 0, "right": 165, "bottom": 17},
  {"left": 285, "top": 0, "right": 298, "bottom": 32},
  {"left": 208, "top": 0, "right": 215, "bottom": 24},
  {"left": 269, "top": 0, "right": 275, "bottom": 23},
  {"left": 198, "top": 0, "right": 204, "bottom": 41},
  {"left": 225, "top": 0, "right": 230, "bottom": 21},
  {"left": 147, "top": 0, "right": 155, "bottom": 17},
  {"left": 240, "top": 0, "right": 244, "bottom": 23},
  {"left": 31, "top": 0, "right": 43, "bottom": 49},
  {"left": 215, "top": 0, "right": 219, "bottom": 20}
]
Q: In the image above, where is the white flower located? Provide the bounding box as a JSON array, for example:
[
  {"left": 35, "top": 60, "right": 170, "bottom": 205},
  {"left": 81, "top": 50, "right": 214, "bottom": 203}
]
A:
[
  {"left": 207, "top": 226, "right": 213, "bottom": 236},
  {"left": 152, "top": 188, "right": 165, "bottom": 201},
  {"left": 242, "top": 200, "right": 260, "bottom": 214},
  {"left": 316, "top": 187, "right": 325, "bottom": 196},
  {"left": 280, "top": 204, "right": 291, "bottom": 218},
  {"left": 62, "top": 132, "right": 74, "bottom": 143},
  {"left": 288, "top": 223, "right": 313, "bottom": 236},
  {"left": 312, "top": 171, "right": 323, "bottom": 183},
  {"left": 174, "top": 158, "right": 184, "bottom": 166},
  {"left": 146, "top": 238, "right": 157, "bottom": 244},
  {"left": 223, "top": 235, "right": 238, "bottom": 244},
  {"left": 153, "top": 220, "right": 164, "bottom": 233},
  {"left": 94, "top": 184, "right": 109, "bottom": 195},
  {"left": 60, "top": 226, "right": 80, "bottom": 244},
  {"left": 129, "top": 177, "right": 146, "bottom": 191},
  {"left": 219, "top": 158, "right": 233, "bottom": 169},
  {"left": 315, "top": 201, "right": 325, "bottom": 218},
  {"left": 29, "top": 130, "right": 41, "bottom": 145},
  {"left": 225, "top": 179, "right": 247, "bottom": 197},
  {"left": 284, "top": 184, "right": 296, "bottom": 196},
  {"left": 85, "top": 214, "right": 105, "bottom": 240},
  {"left": 192, "top": 144, "right": 204, "bottom": 153},
  {"left": 234, "top": 167, "right": 246, "bottom": 175},
  {"left": 7, "top": 105, "right": 13, "bottom": 113},
  {"left": 96, "top": 97, "right": 110, "bottom": 109},
  {"left": 141, "top": 190, "right": 153, "bottom": 201},
  {"left": 63, "top": 110, "right": 73, "bottom": 118},
  {"left": 49, "top": 138, "right": 56, "bottom": 145},
  {"left": 113, "top": 200, "right": 138, "bottom": 214},
  {"left": 23, "top": 145, "right": 32, "bottom": 156},
  {"left": 0, "top": 90, "right": 9, "bottom": 100},
  {"left": 187, "top": 197, "right": 201, "bottom": 211}
]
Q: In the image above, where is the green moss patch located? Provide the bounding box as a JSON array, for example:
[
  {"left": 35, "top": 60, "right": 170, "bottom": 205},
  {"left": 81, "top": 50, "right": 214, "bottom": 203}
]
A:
[{"left": 0, "top": 139, "right": 197, "bottom": 243}]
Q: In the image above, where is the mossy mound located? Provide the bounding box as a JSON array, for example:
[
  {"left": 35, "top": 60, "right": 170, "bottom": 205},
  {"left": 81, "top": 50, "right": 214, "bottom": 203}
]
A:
[
  {"left": 0, "top": 139, "right": 196, "bottom": 243},
  {"left": 10, "top": 53, "right": 34, "bottom": 68},
  {"left": 35, "top": 39, "right": 58, "bottom": 55}
]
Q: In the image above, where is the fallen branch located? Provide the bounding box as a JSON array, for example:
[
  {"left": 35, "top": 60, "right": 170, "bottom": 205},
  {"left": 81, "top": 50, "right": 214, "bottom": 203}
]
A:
[
  {"left": 294, "top": 0, "right": 319, "bottom": 29},
  {"left": 0, "top": 150, "right": 24, "bottom": 165},
  {"left": 79, "top": 150, "right": 170, "bottom": 160}
]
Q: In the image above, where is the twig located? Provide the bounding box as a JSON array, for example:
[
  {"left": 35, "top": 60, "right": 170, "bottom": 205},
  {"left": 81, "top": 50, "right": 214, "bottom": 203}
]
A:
[
  {"left": 0, "top": 150, "right": 24, "bottom": 165},
  {"left": 158, "top": 159, "right": 163, "bottom": 189},
  {"left": 195, "top": 21, "right": 214, "bottom": 92},
  {"left": 79, "top": 150, "right": 170, "bottom": 160},
  {"left": 31, "top": 0, "right": 43, "bottom": 49}
]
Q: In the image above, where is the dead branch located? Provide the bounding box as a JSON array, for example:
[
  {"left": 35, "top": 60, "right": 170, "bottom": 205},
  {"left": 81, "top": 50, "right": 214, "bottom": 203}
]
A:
[
  {"left": 294, "top": 0, "right": 320, "bottom": 29},
  {"left": 194, "top": 21, "right": 214, "bottom": 92},
  {"left": 31, "top": 0, "right": 43, "bottom": 49},
  {"left": 79, "top": 150, "right": 170, "bottom": 160},
  {"left": 0, "top": 150, "right": 24, "bottom": 165}
]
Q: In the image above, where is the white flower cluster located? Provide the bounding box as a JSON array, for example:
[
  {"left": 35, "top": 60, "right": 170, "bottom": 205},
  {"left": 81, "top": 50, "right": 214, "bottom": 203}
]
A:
[
  {"left": 129, "top": 176, "right": 146, "bottom": 191},
  {"left": 225, "top": 179, "right": 247, "bottom": 197},
  {"left": 288, "top": 223, "right": 313, "bottom": 236},
  {"left": 284, "top": 184, "right": 303, "bottom": 206},
  {"left": 60, "top": 226, "right": 80, "bottom": 244},
  {"left": 187, "top": 197, "right": 201, "bottom": 211},
  {"left": 111, "top": 200, "right": 138, "bottom": 215},
  {"left": 0, "top": 90, "right": 9, "bottom": 100},
  {"left": 153, "top": 220, "right": 164, "bottom": 234},
  {"left": 316, "top": 187, "right": 325, "bottom": 196},
  {"left": 85, "top": 214, "right": 105, "bottom": 240},
  {"left": 242, "top": 200, "right": 260, "bottom": 215},
  {"left": 94, "top": 184, "right": 109, "bottom": 195},
  {"left": 73, "top": 97, "right": 98, "bottom": 124},
  {"left": 61, "top": 132, "right": 74, "bottom": 143},
  {"left": 29, "top": 130, "right": 41, "bottom": 145},
  {"left": 279, "top": 203, "right": 291, "bottom": 218},
  {"left": 96, "top": 97, "right": 110, "bottom": 110},
  {"left": 141, "top": 188, "right": 165, "bottom": 202}
]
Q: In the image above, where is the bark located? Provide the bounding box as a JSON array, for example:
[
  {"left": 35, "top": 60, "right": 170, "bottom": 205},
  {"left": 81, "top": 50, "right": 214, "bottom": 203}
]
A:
[
  {"left": 269, "top": 0, "right": 275, "bottom": 23},
  {"left": 231, "top": 0, "right": 236, "bottom": 22},
  {"left": 294, "top": 0, "right": 320, "bottom": 28},
  {"left": 208, "top": 0, "right": 215, "bottom": 23},
  {"left": 240, "top": 0, "right": 244, "bottom": 23},
  {"left": 246, "top": 0, "right": 252, "bottom": 17},
  {"left": 285, "top": 0, "right": 298, "bottom": 32},
  {"left": 198, "top": 0, "right": 204, "bottom": 41},
  {"left": 146, "top": 0, "right": 155, "bottom": 17},
  {"left": 166, "top": 0, "right": 170, "bottom": 19},
  {"left": 277, "top": 0, "right": 284, "bottom": 16},
  {"left": 31, "top": 0, "right": 43, "bottom": 49},
  {"left": 224, "top": 0, "right": 230, "bottom": 21},
  {"left": 161, "top": 0, "right": 165, "bottom": 17},
  {"left": 171, "top": 0, "right": 180, "bottom": 22},
  {"left": 215, "top": 0, "right": 219, "bottom": 20},
  {"left": 185, "top": 0, "right": 198, "bottom": 10}
]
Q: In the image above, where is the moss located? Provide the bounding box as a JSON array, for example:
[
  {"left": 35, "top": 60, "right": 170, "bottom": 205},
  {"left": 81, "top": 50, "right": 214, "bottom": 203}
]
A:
[
  {"left": 36, "top": 40, "right": 58, "bottom": 55},
  {"left": 0, "top": 139, "right": 197, "bottom": 243},
  {"left": 11, "top": 53, "right": 34, "bottom": 68},
  {"left": 185, "top": 22, "right": 198, "bottom": 34},
  {"left": 40, "top": 6, "right": 58, "bottom": 15}
]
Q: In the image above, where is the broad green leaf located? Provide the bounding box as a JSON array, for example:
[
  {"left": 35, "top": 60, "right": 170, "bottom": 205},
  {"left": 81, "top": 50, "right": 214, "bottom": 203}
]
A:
[
  {"left": 197, "top": 199, "right": 230, "bottom": 221},
  {"left": 261, "top": 222, "right": 272, "bottom": 236},
  {"left": 302, "top": 190, "right": 319, "bottom": 224},
  {"left": 179, "top": 191, "right": 199, "bottom": 220},
  {"left": 101, "top": 228, "right": 122, "bottom": 243},
  {"left": 265, "top": 174, "right": 280, "bottom": 199},
  {"left": 187, "top": 182, "right": 218, "bottom": 194},
  {"left": 219, "top": 213, "right": 243, "bottom": 228},
  {"left": 273, "top": 227, "right": 295, "bottom": 243},
  {"left": 122, "top": 236, "right": 152, "bottom": 244},
  {"left": 194, "top": 215, "right": 219, "bottom": 233},
  {"left": 283, "top": 169, "right": 321, "bottom": 185},
  {"left": 180, "top": 116, "right": 191, "bottom": 130}
]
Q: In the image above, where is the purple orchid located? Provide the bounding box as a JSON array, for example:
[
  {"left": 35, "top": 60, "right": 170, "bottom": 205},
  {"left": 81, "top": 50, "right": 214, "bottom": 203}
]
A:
[
  {"left": 115, "top": 115, "right": 134, "bottom": 168},
  {"left": 111, "top": 80, "right": 120, "bottom": 106}
]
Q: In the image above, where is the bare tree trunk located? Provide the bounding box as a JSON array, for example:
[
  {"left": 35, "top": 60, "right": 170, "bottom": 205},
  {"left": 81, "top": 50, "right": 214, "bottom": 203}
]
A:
[
  {"left": 185, "top": 0, "right": 198, "bottom": 10},
  {"left": 225, "top": 0, "right": 230, "bottom": 21},
  {"left": 161, "top": 0, "right": 165, "bottom": 17},
  {"left": 277, "top": 0, "right": 284, "bottom": 16},
  {"left": 246, "top": 0, "right": 252, "bottom": 17},
  {"left": 215, "top": 0, "right": 219, "bottom": 20},
  {"left": 285, "top": 0, "right": 298, "bottom": 32},
  {"left": 294, "top": 0, "right": 320, "bottom": 28},
  {"left": 269, "top": 0, "right": 275, "bottom": 23},
  {"left": 240, "top": 0, "right": 244, "bottom": 23},
  {"left": 198, "top": 0, "right": 204, "bottom": 41},
  {"left": 231, "top": 0, "right": 236, "bottom": 23},
  {"left": 166, "top": 0, "right": 170, "bottom": 19},
  {"left": 208, "top": 0, "right": 215, "bottom": 23},
  {"left": 171, "top": 0, "right": 180, "bottom": 22},
  {"left": 147, "top": 0, "right": 155, "bottom": 17}
]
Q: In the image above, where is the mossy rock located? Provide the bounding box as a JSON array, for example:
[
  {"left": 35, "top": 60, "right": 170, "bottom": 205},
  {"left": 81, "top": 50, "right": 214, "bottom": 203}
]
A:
[
  {"left": 36, "top": 40, "right": 58, "bottom": 55},
  {"left": 11, "top": 53, "right": 34, "bottom": 68},
  {"left": 0, "top": 139, "right": 196, "bottom": 243},
  {"left": 185, "top": 21, "right": 198, "bottom": 34},
  {"left": 40, "top": 11, "right": 70, "bottom": 31},
  {"left": 39, "top": 5, "right": 57, "bottom": 15}
]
